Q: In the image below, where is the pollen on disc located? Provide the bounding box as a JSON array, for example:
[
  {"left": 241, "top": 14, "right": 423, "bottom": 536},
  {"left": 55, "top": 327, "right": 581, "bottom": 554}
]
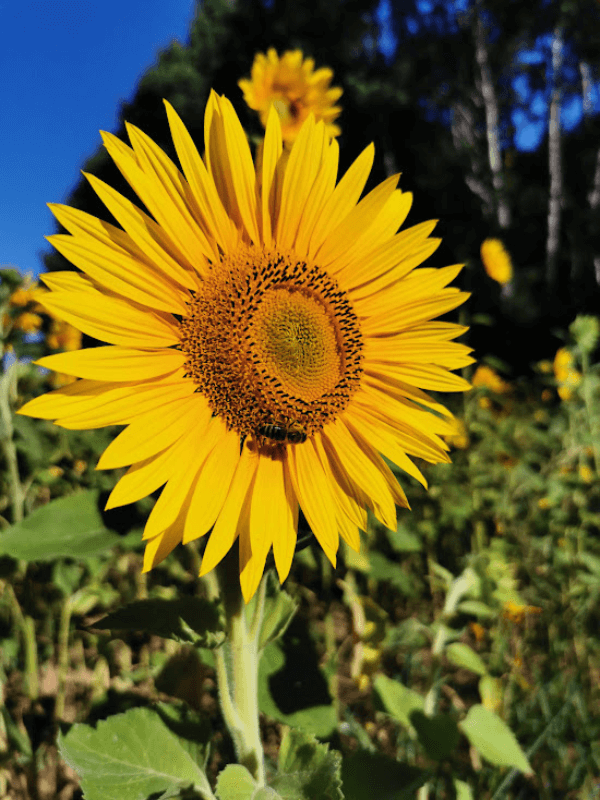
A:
[{"left": 249, "top": 287, "right": 342, "bottom": 403}]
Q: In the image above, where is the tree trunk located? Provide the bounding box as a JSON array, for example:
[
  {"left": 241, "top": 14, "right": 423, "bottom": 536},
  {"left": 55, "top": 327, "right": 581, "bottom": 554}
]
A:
[
  {"left": 474, "top": 0, "right": 510, "bottom": 229},
  {"left": 546, "top": 25, "right": 564, "bottom": 292}
]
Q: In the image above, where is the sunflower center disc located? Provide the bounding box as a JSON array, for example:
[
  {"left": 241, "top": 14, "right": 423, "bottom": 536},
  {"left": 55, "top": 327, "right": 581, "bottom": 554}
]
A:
[
  {"left": 250, "top": 287, "right": 340, "bottom": 402},
  {"left": 178, "top": 245, "right": 363, "bottom": 441}
]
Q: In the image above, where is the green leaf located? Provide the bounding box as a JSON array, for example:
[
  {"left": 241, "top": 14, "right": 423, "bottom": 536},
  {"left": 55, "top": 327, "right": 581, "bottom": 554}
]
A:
[
  {"left": 459, "top": 704, "right": 533, "bottom": 775},
  {"left": 271, "top": 728, "right": 343, "bottom": 800},
  {"left": 388, "top": 527, "right": 422, "bottom": 553},
  {"left": 0, "top": 490, "right": 129, "bottom": 561},
  {"left": 454, "top": 779, "right": 474, "bottom": 800},
  {"left": 446, "top": 643, "right": 488, "bottom": 676},
  {"left": 154, "top": 702, "right": 212, "bottom": 772},
  {"left": 258, "top": 582, "right": 298, "bottom": 651},
  {"left": 368, "top": 552, "right": 417, "bottom": 596},
  {"left": 456, "top": 600, "right": 496, "bottom": 619},
  {"left": 58, "top": 706, "right": 214, "bottom": 800},
  {"left": 93, "top": 597, "right": 226, "bottom": 648},
  {"left": 341, "top": 751, "right": 427, "bottom": 799},
  {"left": 410, "top": 712, "right": 460, "bottom": 761},
  {"left": 373, "top": 674, "right": 424, "bottom": 732},
  {"left": 258, "top": 642, "right": 337, "bottom": 738},
  {"left": 216, "top": 765, "right": 257, "bottom": 800}
]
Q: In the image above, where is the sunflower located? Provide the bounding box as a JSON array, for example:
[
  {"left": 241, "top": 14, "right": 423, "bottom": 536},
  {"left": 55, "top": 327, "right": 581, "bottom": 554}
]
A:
[
  {"left": 239, "top": 49, "right": 342, "bottom": 143},
  {"left": 20, "top": 93, "right": 472, "bottom": 601},
  {"left": 480, "top": 238, "right": 513, "bottom": 285}
]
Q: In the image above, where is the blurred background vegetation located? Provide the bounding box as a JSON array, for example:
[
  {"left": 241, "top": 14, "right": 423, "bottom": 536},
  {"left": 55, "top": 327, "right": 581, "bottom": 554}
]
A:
[{"left": 2, "top": 0, "right": 600, "bottom": 798}]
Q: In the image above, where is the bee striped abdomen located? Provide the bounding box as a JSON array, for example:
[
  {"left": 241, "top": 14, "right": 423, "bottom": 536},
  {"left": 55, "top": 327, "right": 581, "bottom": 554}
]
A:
[{"left": 257, "top": 424, "right": 307, "bottom": 444}]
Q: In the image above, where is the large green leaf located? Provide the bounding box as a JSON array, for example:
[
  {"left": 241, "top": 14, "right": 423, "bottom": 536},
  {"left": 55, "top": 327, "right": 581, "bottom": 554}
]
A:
[
  {"left": 410, "top": 712, "right": 460, "bottom": 761},
  {"left": 459, "top": 705, "right": 533, "bottom": 775},
  {"left": 341, "top": 751, "right": 427, "bottom": 799},
  {"left": 373, "top": 674, "right": 424, "bottom": 732},
  {"left": 59, "top": 707, "right": 214, "bottom": 800},
  {"left": 0, "top": 490, "right": 134, "bottom": 560},
  {"left": 445, "top": 643, "right": 488, "bottom": 676},
  {"left": 258, "top": 642, "right": 337, "bottom": 738},
  {"left": 271, "top": 728, "right": 343, "bottom": 800},
  {"left": 93, "top": 597, "right": 226, "bottom": 648}
]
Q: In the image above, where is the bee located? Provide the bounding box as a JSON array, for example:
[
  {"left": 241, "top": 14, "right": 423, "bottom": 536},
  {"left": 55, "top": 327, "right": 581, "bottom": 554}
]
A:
[{"left": 257, "top": 423, "right": 307, "bottom": 445}]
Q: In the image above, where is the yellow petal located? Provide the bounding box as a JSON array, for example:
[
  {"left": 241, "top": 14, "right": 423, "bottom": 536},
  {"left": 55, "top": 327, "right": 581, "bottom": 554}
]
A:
[
  {"left": 364, "top": 339, "right": 474, "bottom": 370},
  {"left": 362, "top": 291, "right": 471, "bottom": 336},
  {"left": 342, "top": 220, "right": 438, "bottom": 294},
  {"left": 46, "top": 234, "right": 189, "bottom": 314},
  {"left": 142, "top": 498, "right": 190, "bottom": 572},
  {"left": 35, "top": 347, "right": 185, "bottom": 382},
  {"left": 183, "top": 425, "right": 241, "bottom": 544},
  {"left": 260, "top": 105, "right": 283, "bottom": 246},
  {"left": 142, "top": 420, "right": 228, "bottom": 541},
  {"left": 287, "top": 439, "right": 338, "bottom": 565},
  {"left": 219, "top": 97, "right": 259, "bottom": 243},
  {"left": 123, "top": 123, "right": 216, "bottom": 266},
  {"left": 19, "top": 379, "right": 117, "bottom": 420},
  {"left": 47, "top": 203, "right": 196, "bottom": 291},
  {"left": 241, "top": 451, "right": 295, "bottom": 601},
  {"left": 106, "top": 432, "right": 194, "bottom": 510},
  {"left": 84, "top": 172, "right": 200, "bottom": 289},
  {"left": 276, "top": 116, "right": 326, "bottom": 250},
  {"left": 332, "top": 190, "right": 413, "bottom": 277},
  {"left": 322, "top": 419, "right": 397, "bottom": 530},
  {"left": 308, "top": 143, "right": 374, "bottom": 259},
  {"left": 55, "top": 376, "right": 196, "bottom": 430},
  {"left": 164, "top": 99, "right": 238, "bottom": 253},
  {"left": 39, "top": 290, "right": 179, "bottom": 349},
  {"left": 199, "top": 441, "right": 259, "bottom": 577},
  {"left": 316, "top": 174, "right": 399, "bottom": 268},
  {"left": 97, "top": 393, "right": 210, "bottom": 469},
  {"left": 294, "top": 137, "right": 339, "bottom": 256}
]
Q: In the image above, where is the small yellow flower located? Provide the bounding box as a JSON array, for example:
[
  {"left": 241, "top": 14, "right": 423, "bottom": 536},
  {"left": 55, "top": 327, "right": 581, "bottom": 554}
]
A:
[
  {"left": 469, "top": 621, "right": 486, "bottom": 643},
  {"left": 579, "top": 464, "right": 594, "bottom": 483},
  {"left": 480, "top": 238, "right": 513, "bottom": 285},
  {"left": 74, "top": 459, "right": 87, "bottom": 475},
  {"left": 538, "top": 360, "right": 553, "bottom": 374},
  {"left": 444, "top": 416, "right": 469, "bottom": 449},
  {"left": 537, "top": 497, "right": 551, "bottom": 510},
  {"left": 478, "top": 396, "right": 492, "bottom": 410},
  {"left": 46, "top": 319, "right": 82, "bottom": 351},
  {"left": 502, "top": 601, "right": 542, "bottom": 624},
  {"left": 553, "top": 348, "right": 575, "bottom": 383},
  {"left": 472, "top": 364, "right": 511, "bottom": 394},
  {"left": 239, "top": 49, "right": 342, "bottom": 143},
  {"left": 14, "top": 312, "right": 43, "bottom": 334},
  {"left": 48, "top": 465, "right": 64, "bottom": 479}
]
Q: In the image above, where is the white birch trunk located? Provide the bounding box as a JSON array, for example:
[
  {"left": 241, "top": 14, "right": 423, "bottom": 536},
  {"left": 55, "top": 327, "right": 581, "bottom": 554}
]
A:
[
  {"left": 474, "top": 0, "right": 510, "bottom": 229},
  {"left": 546, "top": 25, "right": 564, "bottom": 290}
]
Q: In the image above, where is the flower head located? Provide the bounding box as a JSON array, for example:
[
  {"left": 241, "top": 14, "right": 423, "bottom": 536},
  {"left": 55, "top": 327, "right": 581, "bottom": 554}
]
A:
[
  {"left": 480, "top": 238, "right": 513, "bottom": 285},
  {"left": 553, "top": 347, "right": 581, "bottom": 401},
  {"left": 20, "top": 94, "right": 472, "bottom": 601},
  {"left": 239, "top": 49, "right": 342, "bottom": 143},
  {"left": 472, "top": 365, "right": 511, "bottom": 394}
]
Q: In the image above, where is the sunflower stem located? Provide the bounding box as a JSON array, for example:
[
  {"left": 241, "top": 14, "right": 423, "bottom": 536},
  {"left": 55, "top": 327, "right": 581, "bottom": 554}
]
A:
[{"left": 212, "top": 547, "right": 266, "bottom": 786}]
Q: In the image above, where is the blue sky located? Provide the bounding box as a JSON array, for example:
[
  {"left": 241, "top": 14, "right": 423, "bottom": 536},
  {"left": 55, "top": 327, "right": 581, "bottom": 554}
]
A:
[{"left": 2, "top": 0, "right": 195, "bottom": 279}]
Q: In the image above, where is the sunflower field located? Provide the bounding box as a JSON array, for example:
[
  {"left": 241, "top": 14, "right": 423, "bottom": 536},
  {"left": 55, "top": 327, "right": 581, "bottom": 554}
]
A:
[{"left": 2, "top": 0, "right": 600, "bottom": 798}]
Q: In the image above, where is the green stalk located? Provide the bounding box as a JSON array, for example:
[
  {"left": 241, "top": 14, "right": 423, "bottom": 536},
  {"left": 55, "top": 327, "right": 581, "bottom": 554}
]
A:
[
  {"left": 4, "top": 584, "right": 38, "bottom": 700},
  {"left": 0, "top": 362, "right": 25, "bottom": 524},
  {"left": 580, "top": 351, "right": 600, "bottom": 474},
  {"left": 206, "top": 547, "right": 266, "bottom": 785},
  {"left": 55, "top": 597, "right": 72, "bottom": 720}
]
